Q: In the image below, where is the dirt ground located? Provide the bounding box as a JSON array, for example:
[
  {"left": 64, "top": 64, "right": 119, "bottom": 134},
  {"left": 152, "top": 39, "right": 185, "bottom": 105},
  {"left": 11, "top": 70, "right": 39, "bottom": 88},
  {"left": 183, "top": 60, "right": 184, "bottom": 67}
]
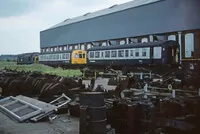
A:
[{"left": 0, "top": 112, "right": 79, "bottom": 134}]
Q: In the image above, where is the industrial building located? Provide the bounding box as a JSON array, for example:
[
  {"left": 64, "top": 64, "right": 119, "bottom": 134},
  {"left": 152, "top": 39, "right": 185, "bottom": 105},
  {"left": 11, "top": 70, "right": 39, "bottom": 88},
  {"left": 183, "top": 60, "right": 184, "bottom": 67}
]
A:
[{"left": 40, "top": 0, "right": 200, "bottom": 60}]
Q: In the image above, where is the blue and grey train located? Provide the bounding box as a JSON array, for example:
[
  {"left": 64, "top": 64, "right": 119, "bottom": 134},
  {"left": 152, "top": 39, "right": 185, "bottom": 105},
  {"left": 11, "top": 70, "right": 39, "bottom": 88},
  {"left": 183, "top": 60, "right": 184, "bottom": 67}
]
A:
[
  {"left": 86, "top": 40, "right": 179, "bottom": 69},
  {"left": 17, "top": 52, "right": 39, "bottom": 65},
  {"left": 38, "top": 40, "right": 179, "bottom": 70}
]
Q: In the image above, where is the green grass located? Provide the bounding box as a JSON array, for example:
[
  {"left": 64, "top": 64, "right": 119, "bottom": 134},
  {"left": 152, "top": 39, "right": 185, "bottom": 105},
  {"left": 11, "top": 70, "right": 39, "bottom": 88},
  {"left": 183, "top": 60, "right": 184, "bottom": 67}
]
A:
[{"left": 0, "top": 61, "right": 82, "bottom": 77}]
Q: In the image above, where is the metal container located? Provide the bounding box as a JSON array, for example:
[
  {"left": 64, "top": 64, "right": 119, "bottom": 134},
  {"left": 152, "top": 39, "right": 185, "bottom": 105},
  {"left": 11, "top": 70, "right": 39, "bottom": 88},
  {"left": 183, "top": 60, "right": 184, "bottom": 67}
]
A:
[{"left": 80, "top": 92, "right": 106, "bottom": 134}]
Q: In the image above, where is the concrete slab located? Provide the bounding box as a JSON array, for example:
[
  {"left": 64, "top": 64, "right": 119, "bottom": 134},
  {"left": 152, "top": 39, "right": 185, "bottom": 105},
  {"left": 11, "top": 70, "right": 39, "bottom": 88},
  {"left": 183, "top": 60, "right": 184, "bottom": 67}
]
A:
[{"left": 82, "top": 78, "right": 116, "bottom": 91}]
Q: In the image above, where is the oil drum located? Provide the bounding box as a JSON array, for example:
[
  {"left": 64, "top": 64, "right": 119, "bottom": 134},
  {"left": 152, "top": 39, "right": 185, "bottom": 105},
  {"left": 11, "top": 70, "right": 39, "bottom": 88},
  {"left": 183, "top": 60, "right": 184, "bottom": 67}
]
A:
[{"left": 80, "top": 92, "right": 106, "bottom": 134}]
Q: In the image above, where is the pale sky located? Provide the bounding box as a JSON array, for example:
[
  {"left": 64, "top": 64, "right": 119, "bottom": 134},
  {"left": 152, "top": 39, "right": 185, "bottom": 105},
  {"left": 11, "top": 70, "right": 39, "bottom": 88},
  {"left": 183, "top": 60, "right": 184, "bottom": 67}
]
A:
[{"left": 0, "top": 0, "right": 131, "bottom": 54}]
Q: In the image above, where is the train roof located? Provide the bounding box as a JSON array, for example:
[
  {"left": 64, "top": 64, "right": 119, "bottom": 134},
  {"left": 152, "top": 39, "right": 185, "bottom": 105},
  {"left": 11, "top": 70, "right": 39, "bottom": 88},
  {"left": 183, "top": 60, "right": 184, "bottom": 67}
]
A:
[
  {"left": 39, "top": 49, "right": 86, "bottom": 55},
  {"left": 40, "top": 50, "right": 73, "bottom": 55},
  {"left": 18, "top": 52, "right": 39, "bottom": 56},
  {"left": 87, "top": 40, "right": 178, "bottom": 51}
]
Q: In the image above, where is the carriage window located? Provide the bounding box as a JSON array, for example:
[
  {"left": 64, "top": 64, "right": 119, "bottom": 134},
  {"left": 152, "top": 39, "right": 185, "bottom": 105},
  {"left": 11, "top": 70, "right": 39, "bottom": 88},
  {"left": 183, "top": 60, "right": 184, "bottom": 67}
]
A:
[
  {"left": 130, "top": 50, "right": 134, "bottom": 56},
  {"left": 101, "top": 52, "right": 104, "bottom": 57},
  {"left": 135, "top": 52, "right": 139, "bottom": 57},
  {"left": 83, "top": 54, "right": 85, "bottom": 58},
  {"left": 125, "top": 50, "right": 129, "bottom": 57},
  {"left": 49, "top": 55, "right": 51, "bottom": 60},
  {"left": 79, "top": 53, "right": 83, "bottom": 58},
  {"left": 90, "top": 52, "right": 94, "bottom": 58},
  {"left": 105, "top": 51, "right": 110, "bottom": 58},
  {"left": 153, "top": 47, "right": 162, "bottom": 59},
  {"left": 74, "top": 54, "right": 79, "bottom": 58},
  {"left": 118, "top": 50, "right": 124, "bottom": 57},
  {"left": 53, "top": 54, "right": 56, "bottom": 59},
  {"left": 142, "top": 52, "right": 146, "bottom": 57},
  {"left": 111, "top": 51, "right": 117, "bottom": 57},
  {"left": 66, "top": 54, "right": 69, "bottom": 59},
  {"left": 142, "top": 49, "right": 147, "bottom": 57},
  {"left": 95, "top": 52, "right": 100, "bottom": 58},
  {"left": 64, "top": 54, "right": 67, "bottom": 59},
  {"left": 62, "top": 54, "right": 65, "bottom": 59}
]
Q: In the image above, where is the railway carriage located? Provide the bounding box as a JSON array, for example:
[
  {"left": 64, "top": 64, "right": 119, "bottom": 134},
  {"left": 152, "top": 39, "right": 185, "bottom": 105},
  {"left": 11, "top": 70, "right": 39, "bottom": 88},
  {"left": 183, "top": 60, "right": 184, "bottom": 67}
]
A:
[
  {"left": 87, "top": 40, "right": 179, "bottom": 69},
  {"left": 39, "top": 50, "right": 87, "bottom": 68},
  {"left": 17, "top": 52, "right": 39, "bottom": 65}
]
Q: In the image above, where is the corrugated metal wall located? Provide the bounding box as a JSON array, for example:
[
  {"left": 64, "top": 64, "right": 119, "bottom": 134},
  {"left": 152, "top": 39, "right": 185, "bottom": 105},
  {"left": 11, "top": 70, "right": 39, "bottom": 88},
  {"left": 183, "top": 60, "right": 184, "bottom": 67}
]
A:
[{"left": 40, "top": 0, "right": 200, "bottom": 48}]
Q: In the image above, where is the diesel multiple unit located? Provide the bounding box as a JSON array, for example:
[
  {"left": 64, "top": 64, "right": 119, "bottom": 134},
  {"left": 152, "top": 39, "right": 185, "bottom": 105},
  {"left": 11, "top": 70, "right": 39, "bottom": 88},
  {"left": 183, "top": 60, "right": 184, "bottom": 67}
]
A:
[{"left": 39, "top": 40, "right": 179, "bottom": 69}]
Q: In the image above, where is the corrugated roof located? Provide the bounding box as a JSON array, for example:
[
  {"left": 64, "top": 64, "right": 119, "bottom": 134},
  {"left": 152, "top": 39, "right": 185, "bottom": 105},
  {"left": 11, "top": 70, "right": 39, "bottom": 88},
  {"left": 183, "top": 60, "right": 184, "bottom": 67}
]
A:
[{"left": 49, "top": 0, "right": 162, "bottom": 29}]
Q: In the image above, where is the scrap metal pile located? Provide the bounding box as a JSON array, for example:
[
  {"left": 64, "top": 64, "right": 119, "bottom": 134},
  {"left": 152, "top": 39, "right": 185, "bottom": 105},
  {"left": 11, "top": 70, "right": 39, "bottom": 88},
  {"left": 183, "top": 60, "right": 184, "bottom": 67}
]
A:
[
  {"left": 103, "top": 66, "right": 200, "bottom": 134},
  {"left": 1, "top": 66, "right": 200, "bottom": 134}
]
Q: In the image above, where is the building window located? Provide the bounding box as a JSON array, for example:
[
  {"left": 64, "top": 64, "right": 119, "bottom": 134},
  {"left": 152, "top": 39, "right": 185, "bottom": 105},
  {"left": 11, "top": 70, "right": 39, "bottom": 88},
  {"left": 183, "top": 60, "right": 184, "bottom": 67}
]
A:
[
  {"left": 120, "top": 40, "right": 125, "bottom": 45},
  {"left": 141, "top": 38, "right": 148, "bottom": 43},
  {"left": 59, "top": 47, "right": 62, "bottom": 51},
  {"left": 51, "top": 48, "right": 53, "bottom": 52},
  {"left": 69, "top": 46, "right": 72, "bottom": 50},
  {"left": 168, "top": 35, "right": 176, "bottom": 41},
  {"left": 75, "top": 45, "right": 78, "bottom": 49},
  {"left": 64, "top": 46, "right": 67, "bottom": 50},
  {"left": 81, "top": 45, "right": 85, "bottom": 50},
  {"left": 87, "top": 44, "right": 92, "bottom": 49},
  {"left": 130, "top": 38, "right": 138, "bottom": 43},
  {"left": 54, "top": 48, "right": 57, "bottom": 51},
  {"left": 185, "top": 33, "right": 194, "bottom": 58},
  {"left": 102, "top": 42, "right": 107, "bottom": 47}
]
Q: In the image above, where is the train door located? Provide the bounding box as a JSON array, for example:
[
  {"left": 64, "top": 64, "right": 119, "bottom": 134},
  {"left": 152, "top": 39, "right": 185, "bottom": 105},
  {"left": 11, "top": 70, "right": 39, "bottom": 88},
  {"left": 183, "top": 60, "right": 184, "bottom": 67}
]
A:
[
  {"left": 34, "top": 56, "right": 39, "bottom": 64},
  {"left": 130, "top": 49, "right": 135, "bottom": 59},
  {"left": 101, "top": 51, "right": 104, "bottom": 59},
  {"left": 166, "top": 46, "right": 179, "bottom": 64},
  {"left": 150, "top": 47, "right": 154, "bottom": 64}
]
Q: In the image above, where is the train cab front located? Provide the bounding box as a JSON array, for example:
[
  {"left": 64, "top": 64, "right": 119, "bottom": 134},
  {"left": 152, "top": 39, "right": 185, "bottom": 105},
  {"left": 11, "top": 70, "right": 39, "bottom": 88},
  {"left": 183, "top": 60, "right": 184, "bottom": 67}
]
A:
[{"left": 71, "top": 50, "right": 87, "bottom": 68}]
